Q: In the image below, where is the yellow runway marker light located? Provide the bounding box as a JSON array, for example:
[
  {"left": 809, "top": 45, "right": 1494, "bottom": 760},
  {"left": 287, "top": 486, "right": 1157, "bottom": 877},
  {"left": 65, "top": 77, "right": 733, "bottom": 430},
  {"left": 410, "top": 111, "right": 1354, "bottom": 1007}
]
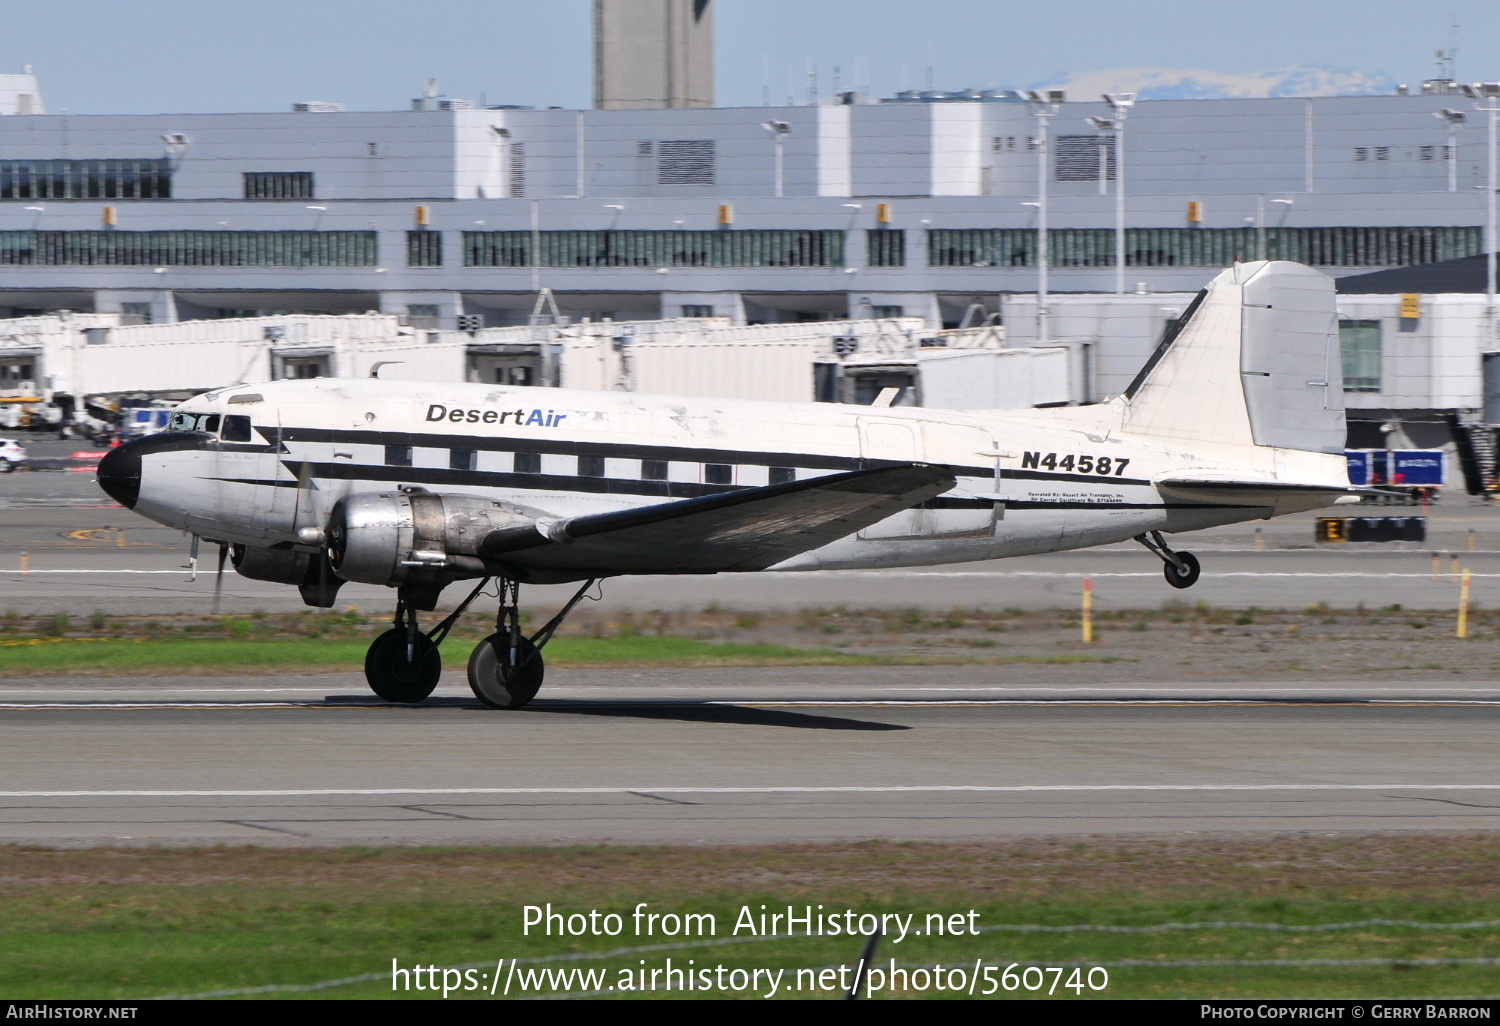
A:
[
  {"left": 1081, "top": 577, "right": 1094, "bottom": 644},
  {"left": 1457, "top": 568, "right": 1472, "bottom": 639}
]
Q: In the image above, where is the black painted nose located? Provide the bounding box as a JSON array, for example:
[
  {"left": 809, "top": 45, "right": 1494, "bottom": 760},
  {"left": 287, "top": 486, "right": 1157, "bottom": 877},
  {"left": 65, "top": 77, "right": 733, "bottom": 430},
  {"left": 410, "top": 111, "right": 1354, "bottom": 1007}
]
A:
[{"left": 97, "top": 440, "right": 142, "bottom": 509}]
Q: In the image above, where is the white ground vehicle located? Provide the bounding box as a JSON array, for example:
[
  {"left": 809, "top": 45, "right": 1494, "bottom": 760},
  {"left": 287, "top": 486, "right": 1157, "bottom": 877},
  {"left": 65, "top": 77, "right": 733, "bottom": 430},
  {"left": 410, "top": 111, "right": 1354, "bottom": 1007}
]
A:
[{"left": 0, "top": 437, "right": 27, "bottom": 472}]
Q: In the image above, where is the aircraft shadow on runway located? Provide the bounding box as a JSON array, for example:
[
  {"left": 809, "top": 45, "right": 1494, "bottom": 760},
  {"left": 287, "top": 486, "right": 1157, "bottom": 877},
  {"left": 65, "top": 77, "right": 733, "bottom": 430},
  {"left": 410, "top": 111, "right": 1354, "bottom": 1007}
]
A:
[{"left": 523, "top": 701, "right": 910, "bottom": 731}]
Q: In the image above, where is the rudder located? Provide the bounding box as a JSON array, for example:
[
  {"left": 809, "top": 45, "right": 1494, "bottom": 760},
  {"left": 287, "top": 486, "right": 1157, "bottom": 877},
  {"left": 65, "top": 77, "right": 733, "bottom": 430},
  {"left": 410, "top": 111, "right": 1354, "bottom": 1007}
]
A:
[{"left": 1120, "top": 261, "right": 1345, "bottom": 454}]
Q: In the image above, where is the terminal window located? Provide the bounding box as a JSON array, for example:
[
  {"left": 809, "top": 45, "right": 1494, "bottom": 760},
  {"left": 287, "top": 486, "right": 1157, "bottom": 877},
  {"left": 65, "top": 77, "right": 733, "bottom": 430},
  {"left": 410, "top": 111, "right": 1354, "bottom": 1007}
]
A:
[
  {"left": 681, "top": 305, "right": 713, "bottom": 318},
  {"left": 867, "top": 229, "right": 906, "bottom": 268},
  {"left": 119, "top": 303, "right": 152, "bottom": 325},
  {"left": 243, "top": 172, "right": 314, "bottom": 200},
  {"left": 463, "top": 229, "right": 844, "bottom": 269},
  {"left": 1340, "top": 321, "right": 1382, "bottom": 393},
  {"left": 407, "top": 231, "right": 443, "bottom": 267},
  {"left": 0, "top": 230, "right": 378, "bottom": 267},
  {"left": 926, "top": 226, "right": 1482, "bottom": 270},
  {"left": 0, "top": 159, "right": 171, "bottom": 200}
]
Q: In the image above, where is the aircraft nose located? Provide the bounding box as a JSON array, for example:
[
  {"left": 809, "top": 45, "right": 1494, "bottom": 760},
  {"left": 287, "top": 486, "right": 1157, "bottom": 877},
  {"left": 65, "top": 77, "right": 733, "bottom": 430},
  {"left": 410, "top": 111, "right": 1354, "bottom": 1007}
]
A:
[{"left": 96, "top": 439, "right": 142, "bottom": 509}]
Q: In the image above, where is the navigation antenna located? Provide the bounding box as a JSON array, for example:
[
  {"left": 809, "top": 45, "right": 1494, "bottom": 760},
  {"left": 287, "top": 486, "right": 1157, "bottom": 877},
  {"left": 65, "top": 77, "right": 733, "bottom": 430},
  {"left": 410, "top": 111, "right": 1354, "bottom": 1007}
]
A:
[{"left": 1437, "top": 13, "right": 1459, "bottom": 82}]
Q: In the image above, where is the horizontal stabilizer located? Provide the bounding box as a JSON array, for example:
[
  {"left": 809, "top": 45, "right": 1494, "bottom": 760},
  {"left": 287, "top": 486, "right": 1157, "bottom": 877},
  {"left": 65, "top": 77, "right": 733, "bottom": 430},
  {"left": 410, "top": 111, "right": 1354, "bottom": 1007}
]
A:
[
  {"left": 1155, "top": 474, "right": 1354, "bottom": 514},
  {"left": 479, "top": 463, "right": 957, "bottom": 577}
]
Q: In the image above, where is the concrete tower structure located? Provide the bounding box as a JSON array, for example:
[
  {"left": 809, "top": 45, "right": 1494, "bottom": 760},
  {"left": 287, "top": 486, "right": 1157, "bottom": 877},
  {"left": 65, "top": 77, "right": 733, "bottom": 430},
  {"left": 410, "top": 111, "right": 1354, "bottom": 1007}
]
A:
[{"left": 594, "top": 0, "right": 714, "bottom": 110}]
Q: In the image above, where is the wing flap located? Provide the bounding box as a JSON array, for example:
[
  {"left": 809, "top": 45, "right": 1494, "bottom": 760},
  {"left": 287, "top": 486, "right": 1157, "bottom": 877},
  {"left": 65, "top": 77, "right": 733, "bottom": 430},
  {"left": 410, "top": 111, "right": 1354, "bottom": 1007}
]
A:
[{"left": 479, "top": 463, "right": 956, "bottom": 576}]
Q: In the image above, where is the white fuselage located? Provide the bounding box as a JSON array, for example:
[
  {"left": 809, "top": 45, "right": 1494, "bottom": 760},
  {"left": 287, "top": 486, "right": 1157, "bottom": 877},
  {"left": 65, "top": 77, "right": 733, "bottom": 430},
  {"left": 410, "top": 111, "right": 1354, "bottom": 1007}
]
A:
[{"left": 123, "top": 377, "right": 1344, "bottom": 575}]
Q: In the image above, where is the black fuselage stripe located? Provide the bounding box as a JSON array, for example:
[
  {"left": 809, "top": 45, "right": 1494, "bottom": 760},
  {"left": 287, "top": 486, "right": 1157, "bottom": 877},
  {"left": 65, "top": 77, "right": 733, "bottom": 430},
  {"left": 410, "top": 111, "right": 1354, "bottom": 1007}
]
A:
[{"left": 260, "top": 425, "right": 996, "bottom": 478}]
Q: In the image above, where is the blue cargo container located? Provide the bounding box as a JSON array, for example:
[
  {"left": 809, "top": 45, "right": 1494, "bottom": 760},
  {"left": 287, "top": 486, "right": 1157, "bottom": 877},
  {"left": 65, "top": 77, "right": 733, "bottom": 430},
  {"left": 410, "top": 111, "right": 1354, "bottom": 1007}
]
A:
[{"left": 1344, "top": 450, "right": 1445, "bottom": 488}]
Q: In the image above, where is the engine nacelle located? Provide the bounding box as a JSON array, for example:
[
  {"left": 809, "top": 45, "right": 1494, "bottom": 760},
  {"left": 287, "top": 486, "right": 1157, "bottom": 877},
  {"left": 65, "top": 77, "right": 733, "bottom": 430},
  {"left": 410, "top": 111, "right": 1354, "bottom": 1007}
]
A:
[
  {"left": 327, "top": 490, "right": 541, "bottom": 587},
  {"left": 231, "top": 544, "right": 313, "bottom": 585}
]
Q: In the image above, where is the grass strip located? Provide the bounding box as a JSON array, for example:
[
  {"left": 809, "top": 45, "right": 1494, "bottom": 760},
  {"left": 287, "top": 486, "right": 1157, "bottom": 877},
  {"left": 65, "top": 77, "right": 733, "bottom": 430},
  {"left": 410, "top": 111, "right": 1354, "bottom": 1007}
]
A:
[
  {"left": 0, "top": 837, "right": 1495, "bottom": 1000},
  {"left": 0, "top": 636, "right": 1120, "bottom": 675}
]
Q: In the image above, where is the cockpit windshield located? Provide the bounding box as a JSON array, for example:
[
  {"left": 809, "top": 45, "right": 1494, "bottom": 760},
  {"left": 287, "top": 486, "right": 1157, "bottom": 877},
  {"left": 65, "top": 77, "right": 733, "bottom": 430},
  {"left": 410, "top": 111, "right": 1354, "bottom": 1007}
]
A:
[{"left": 169, "top": 412, "right": 218, "bottom": 433}]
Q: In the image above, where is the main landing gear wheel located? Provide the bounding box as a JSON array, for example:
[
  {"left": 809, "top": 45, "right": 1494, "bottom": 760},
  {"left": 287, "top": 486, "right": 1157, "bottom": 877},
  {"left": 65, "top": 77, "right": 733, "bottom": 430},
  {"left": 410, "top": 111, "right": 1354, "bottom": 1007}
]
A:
[
  {"left": 1162, "top": 551, "right": 1201, "bottom": 590},
  {"left": 467, "top": 634, "right": 545, "bottom": 709},
  {"left": 364, "top": 629, "right": 441, "bottom": 703},
  {"left": 465, "top": 576, "right": 599, "bottom": 711},
  {"left": 363, "top": 575, "right": 600, "bottom": 709}
]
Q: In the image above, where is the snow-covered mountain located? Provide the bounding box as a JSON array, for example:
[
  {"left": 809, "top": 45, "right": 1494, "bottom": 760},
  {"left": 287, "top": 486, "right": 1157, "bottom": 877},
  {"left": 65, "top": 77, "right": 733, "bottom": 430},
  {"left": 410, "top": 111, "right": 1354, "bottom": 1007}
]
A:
[{"left": 1033, "top": 65, "right": 1396, "bottom": 100}]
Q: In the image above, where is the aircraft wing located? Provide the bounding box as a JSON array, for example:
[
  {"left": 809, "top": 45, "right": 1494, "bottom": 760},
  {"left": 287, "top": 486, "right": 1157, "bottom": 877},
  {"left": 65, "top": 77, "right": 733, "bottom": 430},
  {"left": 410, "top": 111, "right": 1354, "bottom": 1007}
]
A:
[{"left": 477, "top": 463, "right": 956, "bottom": 576}]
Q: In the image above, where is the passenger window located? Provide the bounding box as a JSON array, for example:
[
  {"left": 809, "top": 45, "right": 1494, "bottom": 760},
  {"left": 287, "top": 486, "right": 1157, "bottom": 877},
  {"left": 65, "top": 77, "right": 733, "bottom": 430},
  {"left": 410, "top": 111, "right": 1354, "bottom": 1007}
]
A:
[
  {"left": 450, "top": 448, "right": 477, "bottom": 471},
  {"left": 769, "top": 467, "right": 796, "bottom": 485},
  {"left": 514, "top": 452, "right": 541, "bottom": 474},
  {"left": 222, "top": 415, "right": 252, "bottom": 442},
  {"left": 385, "top": 445, "right": 413, "bottom": 467},
  {"left": 705, "top": 463, "right": 734, "bottom": 485},
  {"left": 641, "top": 459, "right": 668, "bottom": 481},
  {"left": 579, "top": 455, "right": 605, "bottom": 478}
]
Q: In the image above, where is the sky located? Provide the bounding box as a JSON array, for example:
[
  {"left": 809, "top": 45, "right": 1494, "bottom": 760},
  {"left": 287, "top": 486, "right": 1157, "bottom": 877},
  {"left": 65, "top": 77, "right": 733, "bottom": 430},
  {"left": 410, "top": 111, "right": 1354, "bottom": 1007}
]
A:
[{"left": 4, "top": 0, "right": 1498, "bottom": 114}]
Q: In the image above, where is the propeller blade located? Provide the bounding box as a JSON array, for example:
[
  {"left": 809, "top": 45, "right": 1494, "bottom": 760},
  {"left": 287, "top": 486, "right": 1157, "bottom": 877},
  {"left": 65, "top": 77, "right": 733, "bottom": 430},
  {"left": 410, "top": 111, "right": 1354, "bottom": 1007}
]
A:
[{"left": 212, "top": 542, "right": 228, "bottom": 614}]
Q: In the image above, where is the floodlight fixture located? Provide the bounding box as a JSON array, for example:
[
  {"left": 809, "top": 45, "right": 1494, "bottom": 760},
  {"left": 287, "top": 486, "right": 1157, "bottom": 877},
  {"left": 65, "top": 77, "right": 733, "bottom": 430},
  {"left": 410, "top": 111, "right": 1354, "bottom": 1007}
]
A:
[
  {"left": 1436, "top": 108, "right": 1467, "bottom": 124},
  {"left": 761, "top": 119, "right": 791, "bottom": 135},
  {"left": 1087, "top": 116, "right": 1114, "bottom": 131}
]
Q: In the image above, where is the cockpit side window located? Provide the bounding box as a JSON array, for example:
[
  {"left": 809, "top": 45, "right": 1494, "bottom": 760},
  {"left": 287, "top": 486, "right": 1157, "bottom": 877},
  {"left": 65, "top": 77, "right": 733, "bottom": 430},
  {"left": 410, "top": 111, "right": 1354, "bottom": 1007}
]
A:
[
  {"left": 202, "top": 414, "right": 221, "bottom": 435},
  {"left": 169, "top": 412, "right": 198, "bottom": 432},
  {"left": 222, "top": 415, "right": 253, "bottom": 442}
]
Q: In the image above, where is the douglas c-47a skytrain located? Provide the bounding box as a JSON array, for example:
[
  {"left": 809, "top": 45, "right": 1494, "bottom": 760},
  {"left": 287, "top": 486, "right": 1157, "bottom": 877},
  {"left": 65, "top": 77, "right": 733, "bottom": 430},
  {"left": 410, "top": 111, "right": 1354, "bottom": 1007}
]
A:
[{"left": 97, "top": 262, "right": 1356, "bottom": 708}]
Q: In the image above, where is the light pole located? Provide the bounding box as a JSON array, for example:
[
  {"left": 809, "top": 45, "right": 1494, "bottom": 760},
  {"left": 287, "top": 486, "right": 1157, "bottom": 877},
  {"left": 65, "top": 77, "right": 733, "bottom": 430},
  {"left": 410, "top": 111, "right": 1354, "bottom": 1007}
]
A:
[
  {"left": 1025, "top": 89, "right": 1065, "bottom": 341},
  {"left": 1435, "top": 108, "right": 1465, "bottom": 193},
  {"left": 762, "top": 120, "right": 791, "bottom": 198},
  {"left": 1462, "top": 82, "right": 1500, "bottom": 344},
  {"left": 1088, "top": 92, "right": 1135, "bottom": 295}
]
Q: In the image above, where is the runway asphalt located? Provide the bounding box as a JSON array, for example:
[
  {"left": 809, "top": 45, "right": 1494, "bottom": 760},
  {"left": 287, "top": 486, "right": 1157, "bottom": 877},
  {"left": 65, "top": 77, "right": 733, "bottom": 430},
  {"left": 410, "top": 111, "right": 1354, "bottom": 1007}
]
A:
[{"left": 1, "top": 667, "right": 1495, "bottom": 847}]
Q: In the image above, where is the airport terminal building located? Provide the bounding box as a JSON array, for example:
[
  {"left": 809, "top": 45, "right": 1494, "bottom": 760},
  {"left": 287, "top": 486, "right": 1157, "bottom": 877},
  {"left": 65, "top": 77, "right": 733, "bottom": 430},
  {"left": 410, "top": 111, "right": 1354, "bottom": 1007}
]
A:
[{"left": 0, "top": 73, "right": 1492, "bottom": 330}]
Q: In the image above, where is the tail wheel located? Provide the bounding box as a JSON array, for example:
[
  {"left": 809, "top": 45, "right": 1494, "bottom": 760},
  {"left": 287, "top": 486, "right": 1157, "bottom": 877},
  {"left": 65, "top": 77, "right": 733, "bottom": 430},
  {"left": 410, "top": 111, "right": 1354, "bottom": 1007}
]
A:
[
  {"left": 1163, "top": 551, "right": 1201, "bottom": 589},
  {"left": 467, "top": 634, "right": 545, "bottom": 709},
  {"left": 364, "top": 628, "right": 441, "bottom": 703}
]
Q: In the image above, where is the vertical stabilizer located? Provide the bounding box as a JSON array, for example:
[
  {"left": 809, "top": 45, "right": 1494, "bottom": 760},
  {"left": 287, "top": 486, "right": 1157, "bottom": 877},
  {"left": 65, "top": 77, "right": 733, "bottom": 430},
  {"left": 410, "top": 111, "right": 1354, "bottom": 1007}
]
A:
[{"left": 1121, "top": 261, "right": 1344, "bottom": 454}]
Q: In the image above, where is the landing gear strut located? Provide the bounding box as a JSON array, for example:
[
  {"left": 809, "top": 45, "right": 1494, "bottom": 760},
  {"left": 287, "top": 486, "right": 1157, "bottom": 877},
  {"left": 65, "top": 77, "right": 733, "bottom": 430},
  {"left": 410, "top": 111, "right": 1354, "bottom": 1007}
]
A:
[
  {"left": 362, "top": 576, "right": 598, "bottom": 709},
  {"left": 467, "top": 577, "right": 598, "bottom": 709},
  {"left": 1135, "top": 531, "right": 1201, "bottom": 590}
]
